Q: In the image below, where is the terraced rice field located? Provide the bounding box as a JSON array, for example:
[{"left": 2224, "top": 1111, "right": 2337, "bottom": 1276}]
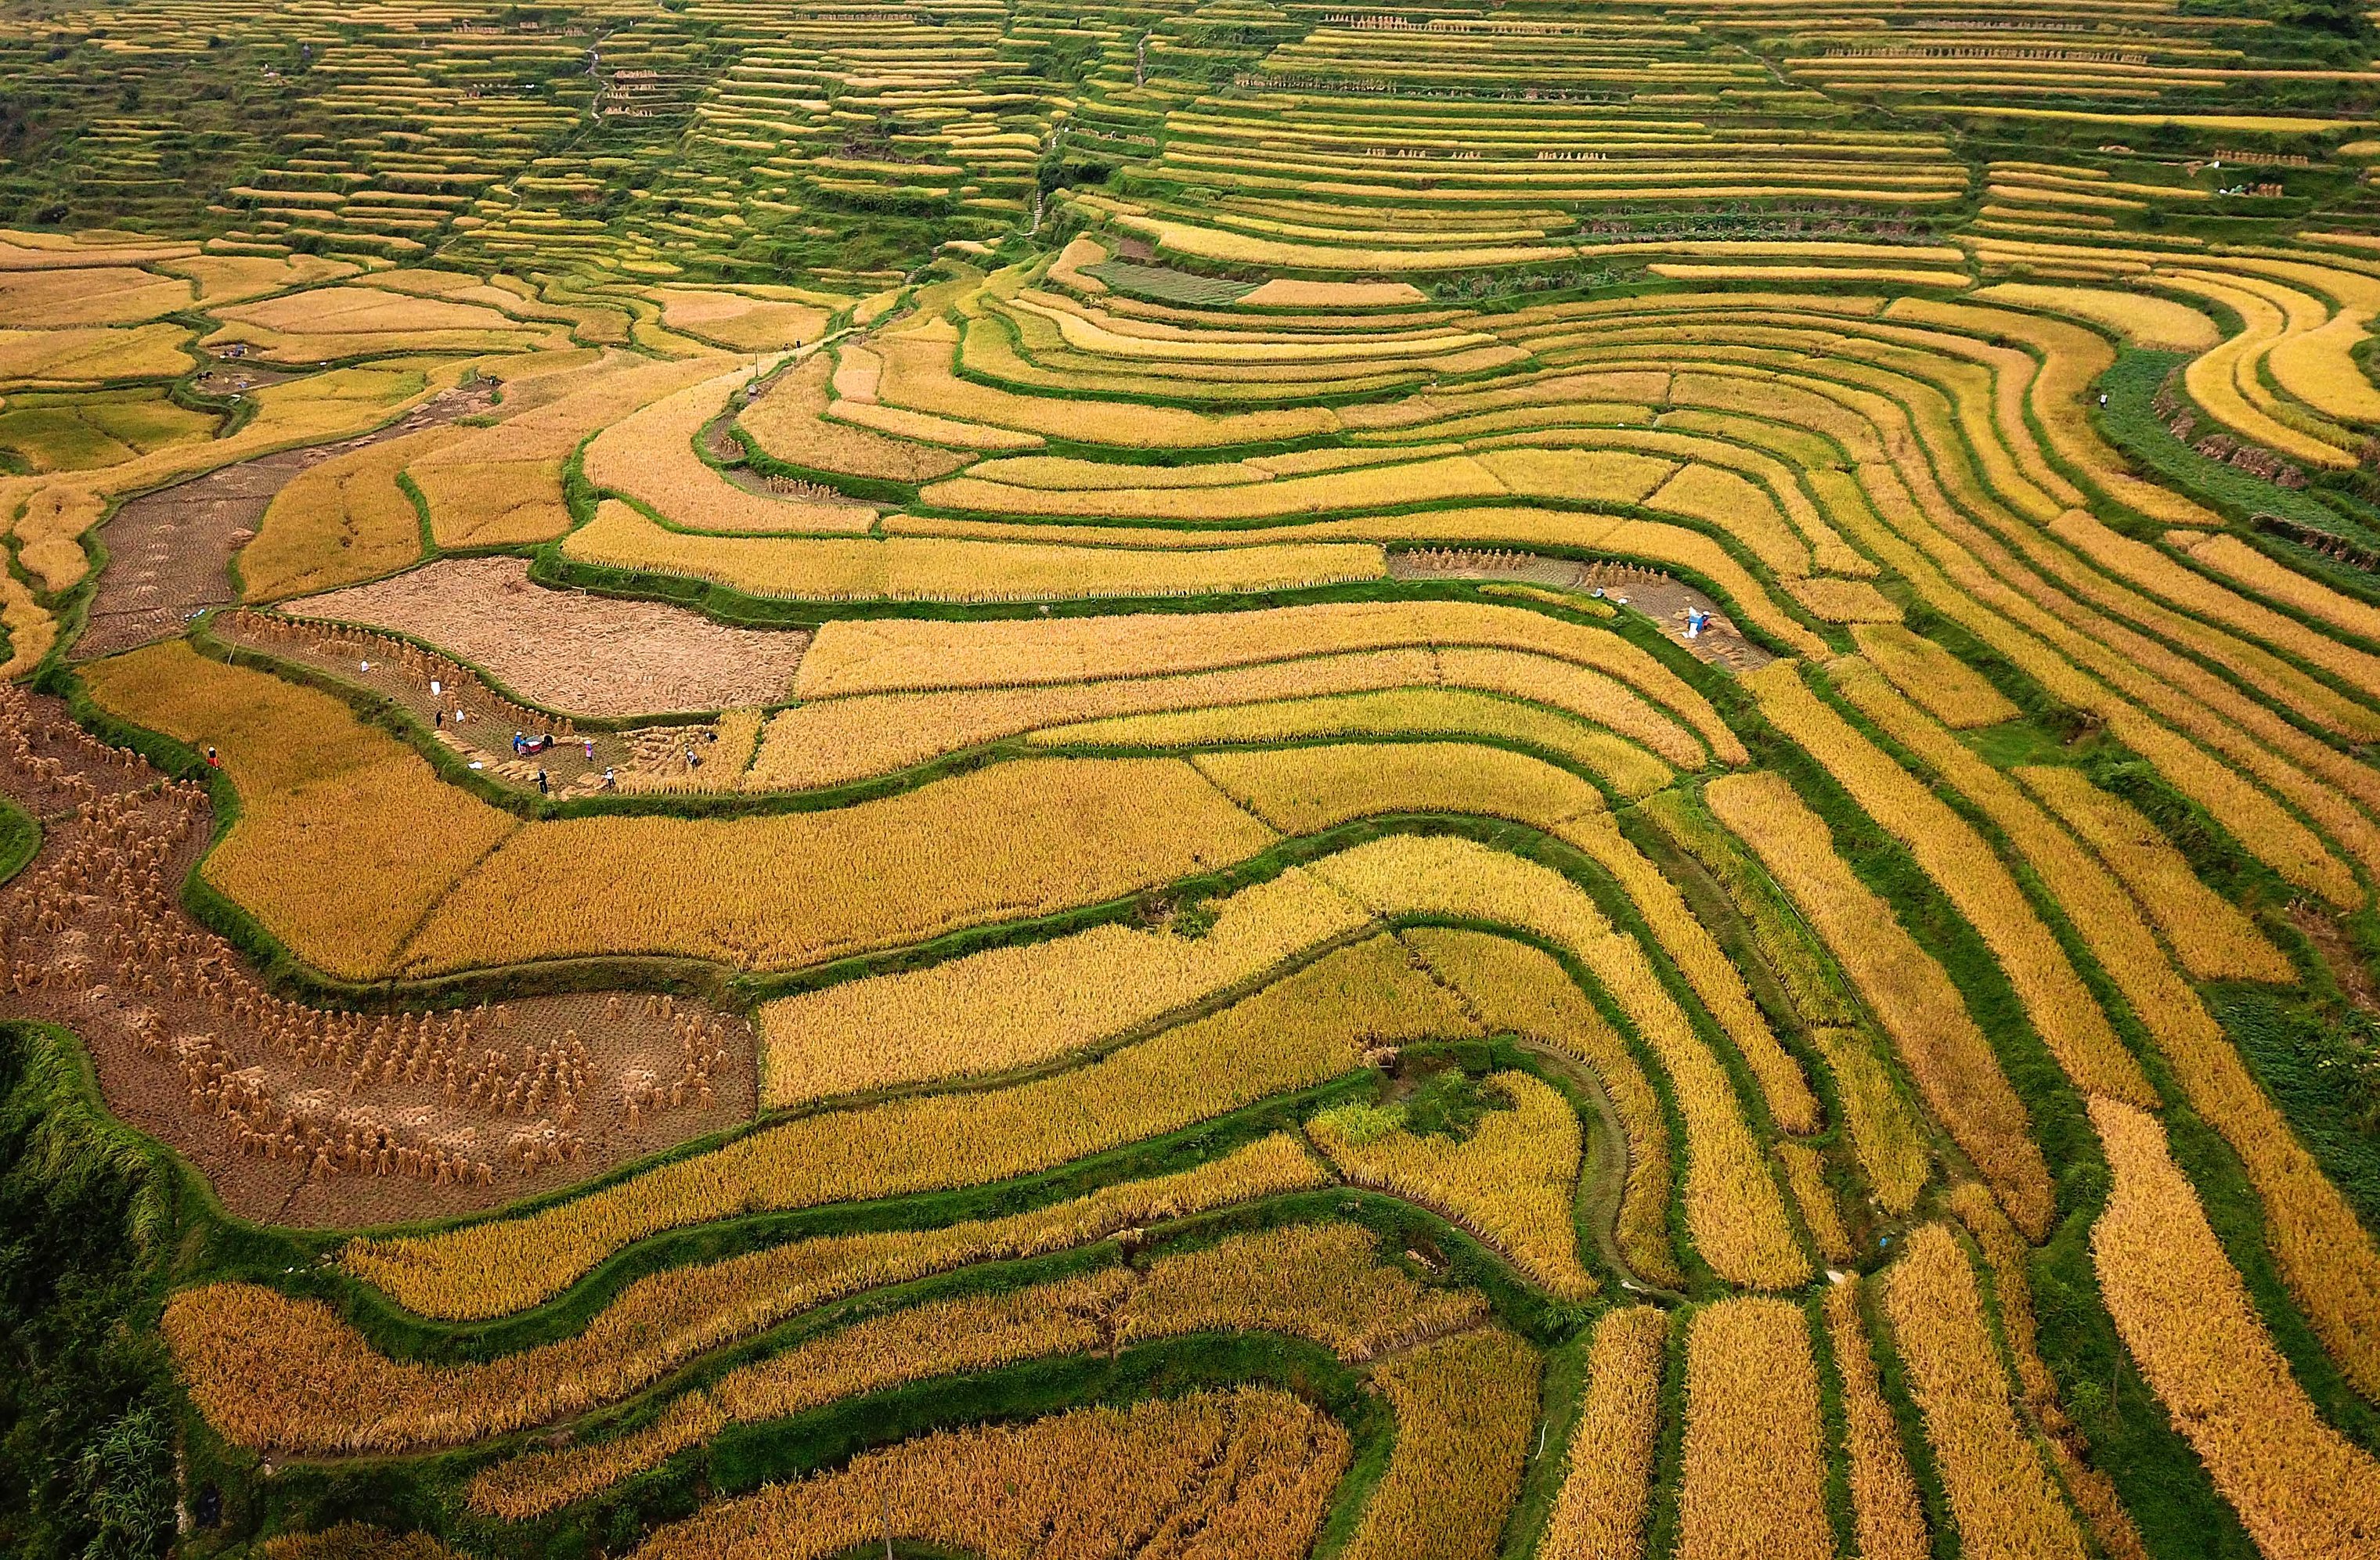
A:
[{"left": 5, "top": 3, "right": 2380, "bottom": 1558}]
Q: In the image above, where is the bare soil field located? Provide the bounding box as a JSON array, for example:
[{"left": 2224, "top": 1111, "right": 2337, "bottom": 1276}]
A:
[
  {"left": 285, "top": 556, "right": 812, "bottom": 716},
  {"left": 214, "top": 610, "right": 754, "bottom": 802},
  {"left": 0, "top": 684, "right": 755, "bottom": 1227},
  {"left": 1390, "top": 549, "right": 1774, "bottom": 671},
  {"left": 189, "top": 364, "right": 301, "bottom": 397},
  {"left": 74, "top": 380, "right": 499, "bottom": 661}
]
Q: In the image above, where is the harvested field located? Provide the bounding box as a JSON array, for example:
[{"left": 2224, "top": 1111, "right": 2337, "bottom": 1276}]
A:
[
  {"left": 285, "top": 557, "right": 812, "bottom": 717},
  {"left": 1389, "top": 552, "right": 1777, "bottom": 672},
  {"left": 0, "top": 686, "right": 752, "bottom": 1226},
  {"left": 76, "top": 379, "right": 497, "bottom": 660},
  {"left": 652, "top": 286, "right": 833, "bottom": 352}
]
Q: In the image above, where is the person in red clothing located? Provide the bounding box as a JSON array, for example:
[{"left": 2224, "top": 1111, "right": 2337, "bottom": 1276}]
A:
[{"left": 205, "top": 747, "right": 220, "bottom": 769}]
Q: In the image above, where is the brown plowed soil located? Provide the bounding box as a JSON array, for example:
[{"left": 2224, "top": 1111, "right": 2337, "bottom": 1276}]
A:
[
  {"left": 75, "top": 379, "right": 500, "bottom": 663},
  {"left": 282, "top": 556, "right": 811, "bottom": 717},
  {"left": 0, "top": 684, "right": 756, "bottom": 1228}
]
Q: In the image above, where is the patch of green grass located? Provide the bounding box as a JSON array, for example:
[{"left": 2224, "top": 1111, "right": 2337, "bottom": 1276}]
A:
[
  {"left": 2209, "top": 991, "right": 2380, "bottom": 1228},
  {"left": 1317, "top": 1066, "right": 1509, "bottom": 1145}
]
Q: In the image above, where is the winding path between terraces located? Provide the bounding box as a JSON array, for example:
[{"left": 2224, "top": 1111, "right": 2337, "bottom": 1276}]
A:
[{"left": 1514, "top": 1039, "right": 1683, "bottom": 1301}]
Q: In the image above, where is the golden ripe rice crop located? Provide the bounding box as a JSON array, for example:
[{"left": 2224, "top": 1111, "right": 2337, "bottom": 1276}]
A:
[
  {"left": 1398, "top": 928, "right": 1682, "bottom": 1288},
  {"left": 1675, "top": 1299, "right": 1831, "bottom": 1560},
  {"left": 1776, "top": 1144, "right": 1852, "bottom": 1265},
  {"left": 746, "top": 647, "right": 1700, "bottom": 790},
  {"left": 1310, "top": 1071, "right": 1592, "bottom": 1298},
  {"left": 0, "top": 321, "right": 195, "bottom": 385},
  {"left": 2090, "top": 1098, "right": 2380, "bottom": 1560},
  {"left": 82, "top": 640, "right": 521, "bottom": 980},
  {"left": 564, "top": 498, "right": 1385, "bottom": 603},
  {"left": 470, "top": 1221, "right": 1480, "bottom": 1517},
  {"left": 1707, "top": 771, "right": 2048, "bottom": 1237},
  {"left": 344, "top": 938, "right": 1467, "bottom": 1318},
  {"left": 2013, "top": 763, "right": 2291, "bottom": 984},
  {"left": 406, "top": 352, "right": 720, "bottom": 546},
  {"left": 2043, "top": 510, "right": 2380, "bottom": 732},
  {"left": 182, "top": 1137, "right": 1326, "bottom": 1456},
  {"left": 1847, "top": 623, "right": 2019, "bottom": 730},
  {"left": 91, "top": 640, "right": 1289, "bottom": 982},
  {"left": 1971, "top": 283, "right": 2220, "bottom": 351},
  {"left": 1033, "top": 686, "right": 1679, "bottom": 801},
  {"left": 755, "top": 863, "right": 1373, "bottom": 1108},
  {"left": 1116, "top": 1220, "right": 1493, "bottom": 1362},
  {"left": 46, "top": 58, "right": 2380, "bottom": 1560},
  {"left": 1783, "top": 575, "right": 1902, "bottom": 624},
  {"left": 1311, "top": 834, "right": 1808, "bottom": 1290},
  {"left": 1949, "top": 1182, "right": 2151, "bottom": 1560},
  {"left": 395, "top": 755, "right": 1279, "bottom": 976},
  {"left": 239, "top": 427, "right": 451, "bottom": 601},
  {"left": 582, "top": 370, "right": 878, "bottom": 535},
  {"left": 1882, "top": 1223, "right": 2090, "bottom": 1560},
  {"left": 1823, "top": 1278, "right": 1931, "bottom": 1560},
  {"left": 1836, "top": 669, "right": 2380, "bottom": 1393},
  {"left": 737, "top": 353, "right": 983, "bottom": 481},
  {"left": 792, "top": 600, "right": 1742, "bottom": 762},
  {"left": 922, "top": 449, "right": 1518, "bottom": 521},
  {"left": 629, "top": 1387, "right": 1347, "bottom": 1560},
  {"left": 1341, "top": 1329, "right": 1542, "bottom": 1560},
  {"left": 1557, "top": 811, "right": 1820, "bottom": 1137},
  {"left": 1192, "top": 740, "right": 1608, "bottom": 838},
  {"left": 2175, "top": 531, "right": 2380, "bottom": 647},
  {"left": 1809, "top": 1028, "right": 1932, "bottom": 1217},
  {"left": 1752, "top": 661, "right": 2151, "bottom": 1108},
  {"left": 1540, "top": 1306, "right": 1668, "bottom": 1560},
  {"left": 1632, "top": 788, "right": 1863, "bottom": 1031}
]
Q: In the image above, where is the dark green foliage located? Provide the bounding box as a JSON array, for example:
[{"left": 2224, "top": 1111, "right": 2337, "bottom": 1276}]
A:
[
  {"left": 0, "top": 1025, "right": 180, "bottom": 1560},
  {"left": 1396, "top": 1065, "right": 1506, "bottom": 1142},
  {"left": 2212, "top": 992, "right": 2380, "bottom": 1223},
  {"left": 2271, "top": 0, "right": 2370, "bottom": 41}
]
